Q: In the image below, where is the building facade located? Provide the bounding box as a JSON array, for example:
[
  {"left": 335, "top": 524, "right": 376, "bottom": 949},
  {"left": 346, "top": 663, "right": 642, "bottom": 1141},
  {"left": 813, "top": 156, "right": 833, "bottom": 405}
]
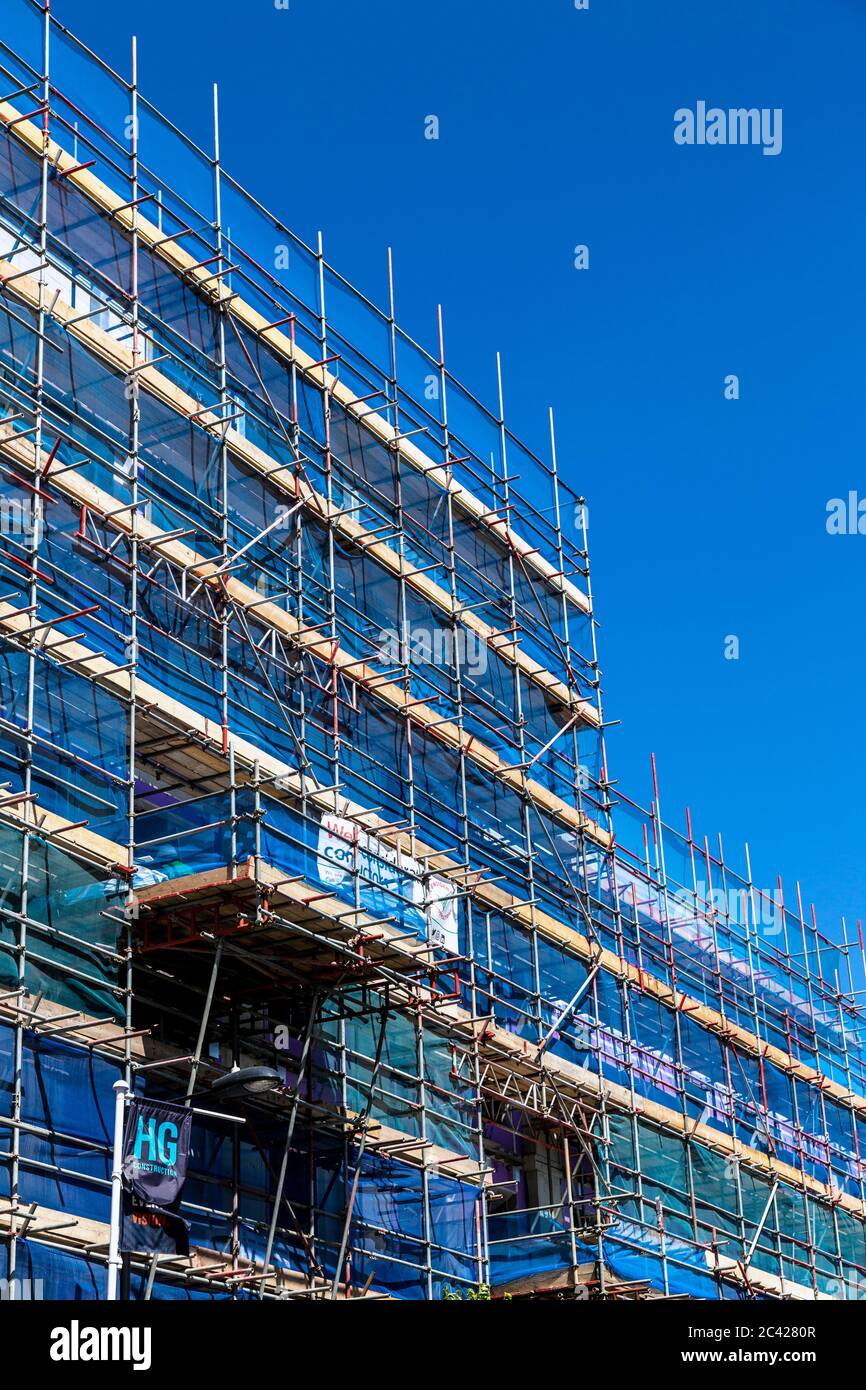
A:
[{"left": 0, "top": 0, "right": 863, "bottom": 1301}]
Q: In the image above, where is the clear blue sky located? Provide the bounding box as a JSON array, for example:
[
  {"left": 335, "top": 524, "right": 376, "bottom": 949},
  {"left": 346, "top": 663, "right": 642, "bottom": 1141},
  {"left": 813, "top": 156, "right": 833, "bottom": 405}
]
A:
[{"left": 38, "top": 0, "right": 866, "bottom": 937}]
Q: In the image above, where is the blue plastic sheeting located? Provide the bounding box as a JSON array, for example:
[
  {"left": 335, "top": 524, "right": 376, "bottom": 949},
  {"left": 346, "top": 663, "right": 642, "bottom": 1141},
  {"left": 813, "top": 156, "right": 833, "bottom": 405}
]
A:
[
  {"left": 131, "top": 790, "right": 255, "bottom": 883},
  {"left": 423, "top": 1031, "right": 477, "bottom": 1158},
  {"left": 137, "top": 581, "right": 223, "bottom": 723},
  {"left": 127, "top": 1271, "right": 236, "bottom": 1301},
  {"left": 0, "top": 120, "right": 42, "bottom": 219},
  {"left": 0, "top": 823, "right": 125, "bottom": 1021},
  {"left": 611, "top": 808, "right": 863, "bottom": 1089},
  {"left": 0, "top": 1023, "right": 12, "bottom": 1173},
  {"left": 332, "top": 1012, "right": 475, "bottom": 1164},
  {"left": 176, "top": 1205, "right": 306, "bottom": 1281},
  {"left": 445, "top": 503, "right": 589, "bottom": 687},
  {"left": 0, "top": 1021, "right": 119, "bottom": 1223},
  {"left": 138, "top": 393, "right": 222, "bottom": 539},
  {"left": 536, "top": 936, "right": 866, "bottom": 1200},
  {"left": 42, "top": 316, "right": 130, "bottom": 456},
  {"left": 282, "top": 509, "right": 596, "bottom": 800},
  {"left": 472, "top": 884, "right": 866, "bottom": 1203},
  {"left": 337, "top": 1011, "right": 419, "bottom": 1128},
  {"left": 37, "top": 492, "right": 131, "bottom": 666},
  {"left": 3, "top": 252, "right": 598, "bottom": 812},
  {"left": 14, "top": 1240, "right": 106, "bottom": 1300},
  {"left": 607, "top": 1110, "right": 866, "bottom": 1295},
  {"left": 0, "top": 642, "right": 128, "bottom": 832},
  {"left": 360, "top": 1167, "right": 479, "bottom": 1294},
  {"left": 487, "top": 1211, "right": 732, "bottom": 1299},
  {"left": 488, "top": 1209, "right": 592, "bottom": 1286},
  {"left": 226, "top": 646, "right": 315, "bottom": 781},
  {"left": 602, "top": 1223, "right": 725, "bottom": 1300},
  {"left": 316, "top": 1152, "right": 481, "bottom": 1298},
  {"left": 226, "top": 325, "right": 324, "bottom": 461},
  {"left": 125, "top": 781, "right": 459, "bottom": 953}
]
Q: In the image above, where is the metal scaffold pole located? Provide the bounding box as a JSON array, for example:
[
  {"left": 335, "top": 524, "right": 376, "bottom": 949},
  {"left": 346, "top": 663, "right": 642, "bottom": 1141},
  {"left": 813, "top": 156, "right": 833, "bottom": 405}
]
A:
[{"left": 0, "top": 0, "right": 862, "bottom": 1306}]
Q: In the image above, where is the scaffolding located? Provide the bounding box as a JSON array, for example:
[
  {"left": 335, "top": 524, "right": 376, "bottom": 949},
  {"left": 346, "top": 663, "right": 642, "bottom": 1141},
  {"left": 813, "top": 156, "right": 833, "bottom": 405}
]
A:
[{"left": 0, "top": 0, "right": 864, "bottom": 1302}]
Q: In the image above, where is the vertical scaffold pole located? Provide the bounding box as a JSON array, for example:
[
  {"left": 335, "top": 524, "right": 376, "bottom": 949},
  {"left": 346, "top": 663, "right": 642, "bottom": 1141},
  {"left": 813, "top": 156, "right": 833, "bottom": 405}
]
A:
[
  {"left": 106, "top": 1078, "right": 129, "bottom": 1301},
  {"left": 8, "top": 0, "right": 51, "bottom": 1300}
]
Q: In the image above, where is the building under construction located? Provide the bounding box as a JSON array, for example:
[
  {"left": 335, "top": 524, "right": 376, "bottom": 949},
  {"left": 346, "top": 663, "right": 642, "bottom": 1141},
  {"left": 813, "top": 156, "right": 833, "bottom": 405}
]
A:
[{"left": 0, "top": 0, "right": 864, "bottom": 1303}]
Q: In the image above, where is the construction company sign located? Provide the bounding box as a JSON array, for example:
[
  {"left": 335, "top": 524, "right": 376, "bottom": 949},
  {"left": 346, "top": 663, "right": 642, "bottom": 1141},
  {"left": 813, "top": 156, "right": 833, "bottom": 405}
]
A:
[{"left": 317, "top": 811, "right": 458, "bottom": 953}]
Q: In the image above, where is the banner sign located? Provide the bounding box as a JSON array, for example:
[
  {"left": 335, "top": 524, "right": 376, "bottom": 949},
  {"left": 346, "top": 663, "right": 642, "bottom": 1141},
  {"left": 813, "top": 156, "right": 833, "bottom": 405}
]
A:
[
  {"left": 317, "top": 812, "right": 458, "bottom": 953},
  {"left": 120, "top": 1097, "right": 192, "bottom": 1259},
  {"left": 122, "top": 1097, "right": 192, "bottom": 1208},
  {"left": 121, "top": 1199, "right": 190, "bottom": 1258}
]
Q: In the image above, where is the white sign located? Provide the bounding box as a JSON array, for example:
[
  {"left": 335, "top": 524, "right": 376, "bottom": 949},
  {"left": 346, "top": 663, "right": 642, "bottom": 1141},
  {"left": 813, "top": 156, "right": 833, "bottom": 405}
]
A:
[{"left": 317, "top": 812, "right": 458, "bottom": 953}]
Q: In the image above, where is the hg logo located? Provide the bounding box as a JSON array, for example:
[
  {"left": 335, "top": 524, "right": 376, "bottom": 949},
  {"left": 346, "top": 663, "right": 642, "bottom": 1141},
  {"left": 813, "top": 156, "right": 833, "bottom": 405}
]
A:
[{"left": 133, "top": 1116, "right": 179, "bottom": 1170}]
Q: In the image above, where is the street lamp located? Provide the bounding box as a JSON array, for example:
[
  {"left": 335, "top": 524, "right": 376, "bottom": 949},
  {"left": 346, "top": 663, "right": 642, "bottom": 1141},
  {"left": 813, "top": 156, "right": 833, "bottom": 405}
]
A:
[
  {"left": 205, "top": 1066, "right": 281, "bottom": 1100},
  {"left": 106, "top": 1066, "right": 281, "bottom": 1299}
]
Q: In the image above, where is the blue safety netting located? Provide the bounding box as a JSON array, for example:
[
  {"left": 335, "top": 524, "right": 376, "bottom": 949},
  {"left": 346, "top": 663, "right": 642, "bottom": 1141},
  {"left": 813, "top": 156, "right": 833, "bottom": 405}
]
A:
[
  {"left": 0, "top": 822, "right": 125, "bottom": 1020},
  {"left": 13, "top": 1240, "right": 106, "bottom": 1300},
  {"left": 0, "top": 642, "right": 128, "bottom": 834},
  {"left": 0, "top": 1020, "right": 119, "bottom": 1221},
  {"left": 315, "top": 1151, "right": 481, "bottom": 1298}
]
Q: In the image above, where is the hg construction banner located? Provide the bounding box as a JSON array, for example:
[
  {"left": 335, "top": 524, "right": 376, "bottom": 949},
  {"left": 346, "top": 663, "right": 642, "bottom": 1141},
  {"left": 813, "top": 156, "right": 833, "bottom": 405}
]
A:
[
  {"left": 317, "top": 810, "right": 459, "bottom": 952},
  {"left": 121, "top": 1097, "right": 192, "bottom": 1257}
]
